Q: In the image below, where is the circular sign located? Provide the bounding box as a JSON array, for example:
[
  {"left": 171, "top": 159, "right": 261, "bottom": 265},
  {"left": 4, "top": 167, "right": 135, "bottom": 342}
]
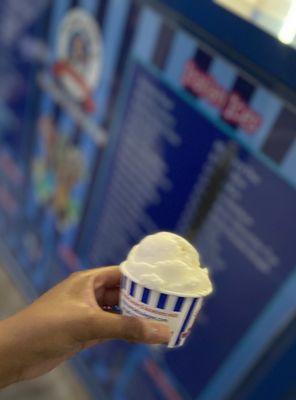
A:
[{"left": 55, "top": 8, "right": 102, "bottom": 109}]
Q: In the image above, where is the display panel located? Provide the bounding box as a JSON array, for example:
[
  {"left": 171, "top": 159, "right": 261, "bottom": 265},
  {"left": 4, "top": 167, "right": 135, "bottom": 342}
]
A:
[{"left": 0, "top": 0, "right": 51, "bottom": 249}]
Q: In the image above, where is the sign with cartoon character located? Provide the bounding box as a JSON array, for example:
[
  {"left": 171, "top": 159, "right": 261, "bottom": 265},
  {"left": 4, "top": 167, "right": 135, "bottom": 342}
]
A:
[{"left": 53, "top": 8, "right": 102, "bottom": 112}]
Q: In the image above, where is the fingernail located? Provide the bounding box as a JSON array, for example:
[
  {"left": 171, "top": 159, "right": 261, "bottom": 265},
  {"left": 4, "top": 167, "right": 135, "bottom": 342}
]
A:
[{"left": 147, "top": 322, "right": 171, "bottom": 344}]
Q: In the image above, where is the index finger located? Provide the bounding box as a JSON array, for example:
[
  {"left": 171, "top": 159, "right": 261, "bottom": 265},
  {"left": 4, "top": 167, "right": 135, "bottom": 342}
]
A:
[{"left": 89, "top": 266, "right": 121, "bottom": 288}]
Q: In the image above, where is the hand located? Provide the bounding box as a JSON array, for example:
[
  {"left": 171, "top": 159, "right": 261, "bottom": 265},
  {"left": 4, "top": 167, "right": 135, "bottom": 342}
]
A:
[{"left": 0, "top": 266, "right": 170, "bottom": 387}]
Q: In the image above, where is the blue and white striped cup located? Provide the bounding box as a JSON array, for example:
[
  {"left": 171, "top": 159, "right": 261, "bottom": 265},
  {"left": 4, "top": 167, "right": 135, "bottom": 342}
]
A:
[{"left": 119, "top": 272, "right": 204, "bottom": 348}]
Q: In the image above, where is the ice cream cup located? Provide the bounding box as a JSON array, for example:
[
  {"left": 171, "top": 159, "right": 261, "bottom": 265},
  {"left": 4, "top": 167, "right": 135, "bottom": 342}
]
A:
[{"left": 119, "top": 267, "right": 204, "bottom": 348}]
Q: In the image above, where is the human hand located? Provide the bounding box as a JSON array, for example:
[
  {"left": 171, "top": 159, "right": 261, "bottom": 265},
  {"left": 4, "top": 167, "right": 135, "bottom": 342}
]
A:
[{"left": 0, "top": 266, "right": 170, "bottom": 387}]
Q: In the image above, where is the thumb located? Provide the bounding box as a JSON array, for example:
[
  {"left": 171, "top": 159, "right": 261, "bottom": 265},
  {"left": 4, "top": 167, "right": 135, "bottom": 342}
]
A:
[{"left": 97, "top": 313, "right": 170, "bottom": 344}]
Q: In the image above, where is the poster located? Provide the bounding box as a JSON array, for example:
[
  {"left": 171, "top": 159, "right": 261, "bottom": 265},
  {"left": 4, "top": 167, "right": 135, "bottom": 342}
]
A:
[
  {"left": 0, "top": 0, "right": 53, "bottom": 255},
  {"left": 15, "top": 0, "right": 134, "bottom": 290}
]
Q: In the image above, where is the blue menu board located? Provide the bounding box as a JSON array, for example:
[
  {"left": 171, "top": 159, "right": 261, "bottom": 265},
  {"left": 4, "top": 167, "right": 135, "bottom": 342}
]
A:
[{"left": 74, "top": 4, "right": 296, "bottom": 399}]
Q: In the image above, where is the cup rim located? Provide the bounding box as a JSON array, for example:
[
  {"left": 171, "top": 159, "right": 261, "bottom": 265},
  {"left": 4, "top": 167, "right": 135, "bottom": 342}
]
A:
[{"left": 120, "top": 262, "right": 211, "bottom": 298}]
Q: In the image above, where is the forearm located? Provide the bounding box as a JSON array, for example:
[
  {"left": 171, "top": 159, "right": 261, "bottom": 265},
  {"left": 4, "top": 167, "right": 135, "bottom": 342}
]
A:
[
  {"left": 0, "top": 267, "right": 169, "bottom": 389},
  {"left": 0, "top": 306, "right": 72, "bottom": 389},
  {"left": 0, "top": 315, "right": 24, "bottom": 388}
]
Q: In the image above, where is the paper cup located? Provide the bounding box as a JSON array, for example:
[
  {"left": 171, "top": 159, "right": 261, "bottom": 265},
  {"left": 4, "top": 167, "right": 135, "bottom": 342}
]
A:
[{"left": 119, "top": 273, "right": 204, "bottom": 348}]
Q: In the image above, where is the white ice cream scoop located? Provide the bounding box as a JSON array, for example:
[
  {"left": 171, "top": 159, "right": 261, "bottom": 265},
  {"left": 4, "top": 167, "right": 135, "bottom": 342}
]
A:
[{"left": 120, "top": 232, "right": 213, "bottom": 297}]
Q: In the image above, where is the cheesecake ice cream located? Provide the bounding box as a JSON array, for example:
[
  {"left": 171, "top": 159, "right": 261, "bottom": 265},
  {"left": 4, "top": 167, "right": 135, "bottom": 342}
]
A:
[
  {"left": 120, "top": 232, "right": 213, "bottom": 347},
  {"left": 120, "top": 232, "right": 212, "bottom": 297}
]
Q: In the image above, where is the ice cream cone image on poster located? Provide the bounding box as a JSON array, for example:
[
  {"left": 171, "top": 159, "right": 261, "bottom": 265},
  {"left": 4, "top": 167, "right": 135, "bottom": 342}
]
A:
[
  {"left": 33, "top": 116, "right": 85, "bottom": 230},
  {"left": 54, "top": 146, "right": 84, "bottom": 229},
  {"left": 120, "top": 232, "right": 213, "bottom": 348}
]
